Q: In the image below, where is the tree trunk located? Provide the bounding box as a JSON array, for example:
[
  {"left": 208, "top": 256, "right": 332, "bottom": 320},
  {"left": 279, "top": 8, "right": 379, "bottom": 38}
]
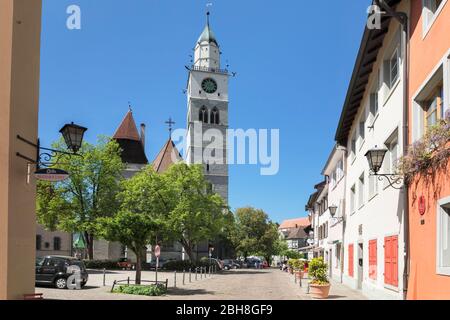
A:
[
  {"left": 181, "top": 240, "right": 194, "bottom": 261},
  {"left": 88, "top": 233, "right": 94, "bottom": 260},
  {"left": 135, "top": 251, "right": 142, "bottom": 285}
]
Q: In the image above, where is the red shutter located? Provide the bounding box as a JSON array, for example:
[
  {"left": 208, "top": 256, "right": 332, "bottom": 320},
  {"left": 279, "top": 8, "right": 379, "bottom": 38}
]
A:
[
  {"left": 369, "top": 240, "right": 377, "bottom": 280},
  {"left": 348, "top": 244, "right": 354, "bottom": 277},
  {"left": 384, "top": 237, "right": 391, "bottom": 285},
  {"left": 384, "top": 236, "right": 399, "bottom": 286},
  {"left": 392, "top": 236, "right": 398, "bottom": 287}
]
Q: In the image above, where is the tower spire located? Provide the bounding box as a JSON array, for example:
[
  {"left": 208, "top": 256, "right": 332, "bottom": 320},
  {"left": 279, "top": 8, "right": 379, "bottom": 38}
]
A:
[{"left": 206, "top": 11, "right": 210, "bottom": 27}]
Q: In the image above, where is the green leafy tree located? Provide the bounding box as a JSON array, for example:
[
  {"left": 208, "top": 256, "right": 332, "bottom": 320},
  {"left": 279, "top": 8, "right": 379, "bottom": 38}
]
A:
[
  {"left": 161, "top": 163, "right": 228, "bottom": 261},
  {"left": 36, "top": 137, "right": 124, "bottom": 259},
  {"left": 97, "top": 166, "right": 167, "bottom": 284},
  {"left": 231, "top": 207, "right": 279, "bottom": 261}
]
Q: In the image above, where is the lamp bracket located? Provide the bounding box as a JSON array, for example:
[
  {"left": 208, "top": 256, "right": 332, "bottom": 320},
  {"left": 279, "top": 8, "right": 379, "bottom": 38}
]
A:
[
  {"left": 16, "top": 135, "right": 81, "bottom": 169},
  {"left": 370, "top": 171, "right": 405, "bottom": 190}
]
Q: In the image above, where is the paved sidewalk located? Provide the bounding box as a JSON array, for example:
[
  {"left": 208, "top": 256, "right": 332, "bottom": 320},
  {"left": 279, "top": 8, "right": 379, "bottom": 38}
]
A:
[{"left": 36, "top": 268, "right": 367, "bottom": 300}]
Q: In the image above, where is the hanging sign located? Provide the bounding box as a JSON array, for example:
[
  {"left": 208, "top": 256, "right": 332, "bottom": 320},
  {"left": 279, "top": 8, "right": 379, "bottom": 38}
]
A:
[
  {"left": 418, "top": 196, "right": 426, "bottom": 216},
  {"left": 35, "top": 168, "right": 69, "bottom": 182}
]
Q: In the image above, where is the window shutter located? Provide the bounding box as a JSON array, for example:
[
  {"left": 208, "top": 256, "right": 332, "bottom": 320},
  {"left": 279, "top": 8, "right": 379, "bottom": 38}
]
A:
[
  {"left": 369, "top": 240, "right": 377, "bottom": 280},
  {"left": 384, "top": 237, "right": 391, "bottom": 285},
  {"left": 349, "top": 244, "right": 354, "bottom": 277},
  {"left": 392, "top": 236, "right": 398, "bottom": 287}
]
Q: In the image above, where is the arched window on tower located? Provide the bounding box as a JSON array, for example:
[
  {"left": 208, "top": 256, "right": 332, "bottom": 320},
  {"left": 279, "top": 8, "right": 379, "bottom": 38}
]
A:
[
  {"left": 211, "top": 107, "right": 220, "bottom": 125},
  {"left": 199, "top": 106, "right": 208, "bottom": 123}
]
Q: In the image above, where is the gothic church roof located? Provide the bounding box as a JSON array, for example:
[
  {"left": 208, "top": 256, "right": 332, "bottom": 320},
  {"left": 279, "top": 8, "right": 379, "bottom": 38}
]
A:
[
  {"left": 113, "top": 111, "right": 148, "bottom": 165},
  {"left": 152, "top": 138, "right": 182, "bottom": 173}
]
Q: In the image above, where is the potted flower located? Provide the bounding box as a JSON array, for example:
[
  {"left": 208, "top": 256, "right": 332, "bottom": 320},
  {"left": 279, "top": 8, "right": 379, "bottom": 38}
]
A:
[
  {"left": 292, "top": 259, "right": 305, "bottom": 280},
  {"left": 308, "top": 257, "right": 330, "bottom": 299},
  {"left": 287, "top": 259, "right": 296, "bottom": 274}
]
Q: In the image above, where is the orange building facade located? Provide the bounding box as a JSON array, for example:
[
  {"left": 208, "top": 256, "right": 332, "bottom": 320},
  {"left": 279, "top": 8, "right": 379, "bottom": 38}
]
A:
[{"left": 407, "top": 0, "right": 450, "bottom": 299}]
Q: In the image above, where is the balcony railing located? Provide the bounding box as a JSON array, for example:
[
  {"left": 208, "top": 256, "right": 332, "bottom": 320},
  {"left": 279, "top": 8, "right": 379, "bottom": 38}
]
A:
[{"left": 189, "top": 65, "right": 229, "bottom": 75}]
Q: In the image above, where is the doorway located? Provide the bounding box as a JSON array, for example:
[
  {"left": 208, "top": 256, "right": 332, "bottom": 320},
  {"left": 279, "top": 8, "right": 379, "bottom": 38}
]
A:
[{"left": 357, "top": 243, "right": 364, "bottom": 290}]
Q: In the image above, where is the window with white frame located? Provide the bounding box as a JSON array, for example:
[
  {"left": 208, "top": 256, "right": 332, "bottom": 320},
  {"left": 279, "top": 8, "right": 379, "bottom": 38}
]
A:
[
  {"left": 437, "top": 197, "right": 450, "bottom": 275},
  {"left": 412, "top": 65, "right": 445, "bottom": 141},
  {"left": 350, "top": 184, "right": 356, "bottom": 214},
  {"left": 389, "top": 49, "right": 399, "bottom": 88},
  {"left": 359, "top": 118, "right": 366, "bottom": 146},
  {"left": 351, "top": 133, "right": 356, "bottom": 161},
  {"left": 336, "top": 160, "right": 344, "bottom": 181},
  {"left": 383, "top": 30, "right": 401, "bottom": 92},
  {"left": 383, "top": 130, "right": 399, "bottom": 187},
  {"left": 369, "top": 174, "right": 379, "bottom": 199},
  {"left": 370, "top": 70, "right": 381, "bottom": 119},
  {"left": 358, "top": 173, "right": 365, "bottom": 208},
  {"left": 423, "top": 0, "right": 446, "bottom": 35}
]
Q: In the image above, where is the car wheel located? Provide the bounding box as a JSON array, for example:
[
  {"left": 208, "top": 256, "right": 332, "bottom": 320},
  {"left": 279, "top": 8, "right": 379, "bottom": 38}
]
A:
[{"left": 55, "top": 277, "right": 67, "bottom": 289}]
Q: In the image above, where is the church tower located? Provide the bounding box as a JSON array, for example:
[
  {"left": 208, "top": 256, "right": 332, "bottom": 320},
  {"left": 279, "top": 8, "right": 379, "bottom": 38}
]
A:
[{"left": 186, "top": 12, "right": 229, "bottom": 204}]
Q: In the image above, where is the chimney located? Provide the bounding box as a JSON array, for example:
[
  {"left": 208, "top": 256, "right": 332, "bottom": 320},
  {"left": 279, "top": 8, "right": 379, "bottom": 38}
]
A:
[{"left": 140, "top": 123, "right": 146, "bottom": 150}]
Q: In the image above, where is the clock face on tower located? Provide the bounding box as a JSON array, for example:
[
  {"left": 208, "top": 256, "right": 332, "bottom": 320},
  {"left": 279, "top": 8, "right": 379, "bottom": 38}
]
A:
[{"left": 201, "top": 78, "right": 218, "bottom": 94}]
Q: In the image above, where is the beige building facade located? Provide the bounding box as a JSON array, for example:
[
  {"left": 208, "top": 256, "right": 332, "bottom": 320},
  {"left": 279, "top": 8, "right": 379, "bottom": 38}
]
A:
[{"left": 0, "top": 0, "right": 42, "bottom": 299}]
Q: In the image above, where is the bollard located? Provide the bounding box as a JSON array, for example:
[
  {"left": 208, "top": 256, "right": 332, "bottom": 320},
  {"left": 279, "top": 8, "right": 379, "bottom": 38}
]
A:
[
  {"left": 127, "top": 277, "right": 130, "bottom": 285},
  {"left": 183, "top": 269, "right": 186, "bottom": 285},
  {"left": 189, "top": 268, "right": 192, "bottom": 283},
  {"left": 195, "top": 268, "right": 198, "bottom": 280},
  {"left": 201, "top": 267, "right": 203, "bottom": 279},
  {"left": 174, "top": 271, "right": 177, "bottom": 288},
  {"left": 103, "top": 268, "right": 106, "bottom": 287},
  {"left": 294, "top": 273, "right": 297, "bottom": 284}
]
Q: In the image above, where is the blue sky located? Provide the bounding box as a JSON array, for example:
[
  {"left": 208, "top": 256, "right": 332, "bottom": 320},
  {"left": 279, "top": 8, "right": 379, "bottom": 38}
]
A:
[{"left": 39, "top": 0, "right": 371, "bottom": 223}]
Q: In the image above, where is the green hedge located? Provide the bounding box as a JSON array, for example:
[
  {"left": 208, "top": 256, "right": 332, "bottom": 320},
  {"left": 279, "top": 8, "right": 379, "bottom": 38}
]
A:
[
  {"left": 83, "top": 260, "right": 121, "bottom": 270},
  {"left": 163, "top": 260, "right": 215, "bottom": 271},
  {"left": 113, "top": 284, "right": 167, "bottom": 296}
]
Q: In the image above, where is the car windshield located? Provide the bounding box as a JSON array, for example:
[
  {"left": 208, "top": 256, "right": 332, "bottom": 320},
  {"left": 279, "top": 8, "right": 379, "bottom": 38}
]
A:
[{"left": 35, "top": 257, "right": 44, "bottom": 266}]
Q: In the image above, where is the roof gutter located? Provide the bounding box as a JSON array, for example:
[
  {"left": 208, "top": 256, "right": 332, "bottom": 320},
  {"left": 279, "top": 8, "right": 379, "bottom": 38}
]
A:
[{"left": 375, "top": 0, "right": 410, "bottom": 300}]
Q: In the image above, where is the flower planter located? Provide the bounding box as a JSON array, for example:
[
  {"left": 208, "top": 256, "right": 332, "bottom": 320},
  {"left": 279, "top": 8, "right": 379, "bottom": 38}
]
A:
[
  {"left": 294, "top": 270, "right": 304, "bottom": 280},
  {"left": 309, "top": 283, "right": 331, "bottom": 299}
]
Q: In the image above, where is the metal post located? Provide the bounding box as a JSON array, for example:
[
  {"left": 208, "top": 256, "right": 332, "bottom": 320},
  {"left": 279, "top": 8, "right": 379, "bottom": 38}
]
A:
[
  {"left": 174, "top": 271, "right": 177, "bottom": 288},
  {"left": 195, "top": 267, "right": 198, "bottom": 280},
  {"left": 189, "top": 268, "right": 192, "bottom": 283},
  {"left": 127, "top": 277, "right": 130, "bottom": 285},
  {"left": 183, "top": 269, "right": 185, "bottom": 285},
  {"left": 103, "top": 268, "right": 106, "bottom": 286},
  {"left": 294, "top": 273, "right": 297, "bottom": 284}
]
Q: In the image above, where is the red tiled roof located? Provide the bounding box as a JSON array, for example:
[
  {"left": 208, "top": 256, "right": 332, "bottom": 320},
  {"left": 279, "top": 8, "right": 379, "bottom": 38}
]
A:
[
  {"left": 152, "top": 138, "right": 182, "bottom": 173},
  {"left": 113, "top": 111, "right": 141, "bottom": 141},
  {"left": 279, "top": 217, "right": 310, "bottom": 230}
]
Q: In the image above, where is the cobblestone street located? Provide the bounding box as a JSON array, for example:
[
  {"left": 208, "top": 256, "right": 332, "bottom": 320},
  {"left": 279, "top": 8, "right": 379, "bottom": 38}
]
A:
[{"left": 36, "top": 268, "right": 366, "bottom": 300}]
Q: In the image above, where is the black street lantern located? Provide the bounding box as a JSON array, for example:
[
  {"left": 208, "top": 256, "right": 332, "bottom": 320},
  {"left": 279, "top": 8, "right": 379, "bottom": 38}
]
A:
[
  {"left": 329, "top": 205, "right": 338, "bottom": 217},
  {"left": 365, "top": 148, "right": 388, "bottom": 175},
  {"left": 365, "top": 146, "right": 404, "bottom": 190},
  {"left": 60, "top": 122, "right": 88, "bottom": 154}
]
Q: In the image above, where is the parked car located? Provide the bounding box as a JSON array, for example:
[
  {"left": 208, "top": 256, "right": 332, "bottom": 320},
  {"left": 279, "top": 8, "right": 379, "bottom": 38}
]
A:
[
  {"left": 222, "top": 259, "right": 240, "bottom": 270},
  {"left": 149, "top": 258, "right": 175, "bottom": 270},
  {"left": 35, "top": 256, "right": 89, "bottom": 289},
  {"left": 117, "top": 258, "right": 135, "bottom": 270}
]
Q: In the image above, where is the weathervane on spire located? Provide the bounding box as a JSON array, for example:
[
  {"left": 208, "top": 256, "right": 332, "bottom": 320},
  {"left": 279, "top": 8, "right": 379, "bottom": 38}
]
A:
[
  {"left": 128, "top": 101, "right": 132, "bottom": 112},
  {"left": 165, "top": 117, "right": 176, "bottom": 135}
]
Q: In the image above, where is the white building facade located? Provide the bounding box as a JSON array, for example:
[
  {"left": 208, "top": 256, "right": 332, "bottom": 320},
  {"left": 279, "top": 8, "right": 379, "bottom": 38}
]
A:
[
  {"left": 321, "top": 146, "right": 346, "bottom": 282},
  {"left": 335, "top": 1, "right": 410, "bottom": 300}
]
